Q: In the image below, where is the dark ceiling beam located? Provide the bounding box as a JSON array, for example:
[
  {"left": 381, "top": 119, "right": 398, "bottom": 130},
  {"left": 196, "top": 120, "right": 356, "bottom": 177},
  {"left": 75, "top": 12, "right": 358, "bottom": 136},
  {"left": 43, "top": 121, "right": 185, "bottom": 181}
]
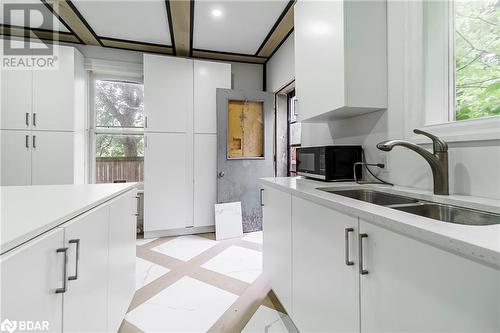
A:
[
  {"left": 256, "top": 0, "right": 295, "bottom": 58},
  {"left": 100, "top": 38, "right": 174, "bottom": 55},
  {"left": 192, "top": 49, "right": 267, "bottom": 64},
  {"left": 0, "top": 24, "right": 80, "bottom": 44},
  {"left": 166, "top": 0, "right": 192, "bottom": 56},
  {"left": 42, "top": 0, "right": 102, "bottom": 46}
]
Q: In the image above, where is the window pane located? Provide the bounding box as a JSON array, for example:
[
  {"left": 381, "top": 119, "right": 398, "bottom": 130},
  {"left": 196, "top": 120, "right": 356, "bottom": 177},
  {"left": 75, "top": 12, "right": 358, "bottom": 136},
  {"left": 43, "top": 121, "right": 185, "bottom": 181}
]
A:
[
  {"left": 95, "top": 134, "right": 144, "bottom": 183},
  {"left": 455, "top": 1, "right": 499, "bottom": 120},
  {"left": 227, "top": 100, "right": 264, "bottom": 159},
  {"left": 95, "top": 80, "right": 144, "bottom": 128}
]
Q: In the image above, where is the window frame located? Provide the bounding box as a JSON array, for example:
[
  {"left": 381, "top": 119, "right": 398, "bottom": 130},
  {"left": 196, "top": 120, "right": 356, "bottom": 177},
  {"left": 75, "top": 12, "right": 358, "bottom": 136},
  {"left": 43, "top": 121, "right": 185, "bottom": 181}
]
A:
[
  {"left": 405, "top": 0, "right": 500, "bottom": 144},
  {"left": 88, "top": 72, "right": 144, "bottom": 184}
]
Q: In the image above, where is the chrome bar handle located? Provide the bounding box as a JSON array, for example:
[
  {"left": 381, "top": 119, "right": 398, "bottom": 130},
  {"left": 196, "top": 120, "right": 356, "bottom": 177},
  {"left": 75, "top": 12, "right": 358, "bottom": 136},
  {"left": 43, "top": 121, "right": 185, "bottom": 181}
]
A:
[
  {"left": 345, "top": 228, "right": 354, "bottom": 266},
  {"left": 55, "top": 247, "right": 68, "bottom": 293},
  {"left": 260, "top": 188, "right": 264, "bottom": 207},
  {"left": 135, "top": 195, "right": 140, "bottom": 217},
  {"left": 32, "top": 135, "right": 36, "bottom": 148},
  {"left": 359, "top": 233, "right": 369, "bottom": 275},
  {"left": 25, "top": 112, "right": 30, "bottom": 126},
  {"left": 68, "top": 239, "right": 80, "bottom": 281},
  {"left": 25, "top": 135, "right": 29, "bottom": 148},
  {"left": 33, "top": 113, "right": 37, "bottom": 127}
]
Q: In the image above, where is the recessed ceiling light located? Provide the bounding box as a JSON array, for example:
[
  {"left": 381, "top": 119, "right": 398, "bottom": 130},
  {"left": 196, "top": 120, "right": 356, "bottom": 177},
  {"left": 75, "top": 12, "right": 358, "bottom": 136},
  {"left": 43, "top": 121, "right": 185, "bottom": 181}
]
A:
[{"left": 211, "top": 9, "right": 223, "bottom": 17}]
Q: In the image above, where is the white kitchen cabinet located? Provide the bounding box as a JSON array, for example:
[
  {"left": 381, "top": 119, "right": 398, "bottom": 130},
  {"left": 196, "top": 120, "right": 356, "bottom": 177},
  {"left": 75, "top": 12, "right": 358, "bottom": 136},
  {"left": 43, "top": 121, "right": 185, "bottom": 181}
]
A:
[
  {"left": 359, "top": 220, "right": 500, "bottom": 332},
  {"left": 0, "top": 130, "right": 32, "bottom": 186},
  {"left": 0, "top": 228, "right": 64, "bottom": 333},
  {"left": 262, "top": 185, "right": 292, "bottom": 313},
  {"left": 144, "top": 132, "right": 192, "bottom": 232},
  {"left": 1, "top": 69, "right": 32, "bottom": 130},
  {"left": 31, "top": 131, "right": 74, "bottom": 185},
  {"left": 63, "top": 206, "right": 110, "bottom": 333},
  {"left": 144, "top": 55, "right": 193, "bottom": 133},
  {"left": 194, "top": 60, "right": 231, "bottom": 134},
  {"left": 107, "top": 192, "right": 137, "bottom": 332},
  {"left": 294, "top": 0, "right": 387, "bottom": 121},
  {"left": 193, "top": 134, "right": 217, "bottom": 227},
  {"left": 292, "top": 196, "right": 360, "bottom": 332}
]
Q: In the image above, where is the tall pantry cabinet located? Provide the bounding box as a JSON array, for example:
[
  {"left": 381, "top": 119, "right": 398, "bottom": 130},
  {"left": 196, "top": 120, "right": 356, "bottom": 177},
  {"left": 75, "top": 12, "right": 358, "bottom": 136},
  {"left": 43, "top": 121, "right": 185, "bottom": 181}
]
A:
[
  {"left": 0, "top": 45, "right": 85, "bottom": 186},
  {"left": 143, "top": 54, "right": 231, "bottom": 236}
]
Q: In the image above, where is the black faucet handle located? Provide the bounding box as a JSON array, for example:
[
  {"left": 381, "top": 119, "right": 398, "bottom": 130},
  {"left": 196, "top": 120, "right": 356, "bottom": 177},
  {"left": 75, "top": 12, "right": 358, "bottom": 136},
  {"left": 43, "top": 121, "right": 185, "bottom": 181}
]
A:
[{"left": 413, "top": 129, "right": 448, "bottom": 152}]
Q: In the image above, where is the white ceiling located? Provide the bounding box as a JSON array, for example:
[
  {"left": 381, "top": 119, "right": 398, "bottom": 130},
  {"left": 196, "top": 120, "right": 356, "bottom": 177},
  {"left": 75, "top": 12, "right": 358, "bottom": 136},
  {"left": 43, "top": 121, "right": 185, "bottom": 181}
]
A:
[
  {"left": 72, "top": 0, "right": 172, "bottom": 45},
  {"left": 193, "top": 0, "right": 288, "bottom": 54},
  {"left": 0, "top": 0, "right": 69, "bottom": 33}
]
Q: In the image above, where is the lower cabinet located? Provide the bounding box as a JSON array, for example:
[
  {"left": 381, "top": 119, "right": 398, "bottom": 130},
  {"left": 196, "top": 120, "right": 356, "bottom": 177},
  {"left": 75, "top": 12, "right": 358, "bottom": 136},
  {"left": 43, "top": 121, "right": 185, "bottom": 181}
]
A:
[
  {"left": 262, "top": 186, "right": 292, "bottom": 313},
  {"left": 0, "top": 190, "right": 136, "bottom": 333},
  {"left": 359, "top": 219, "right": 500, "bottom": 332},
  {"left": 292, "top": 196, "right": 359, "bottom": 332}
]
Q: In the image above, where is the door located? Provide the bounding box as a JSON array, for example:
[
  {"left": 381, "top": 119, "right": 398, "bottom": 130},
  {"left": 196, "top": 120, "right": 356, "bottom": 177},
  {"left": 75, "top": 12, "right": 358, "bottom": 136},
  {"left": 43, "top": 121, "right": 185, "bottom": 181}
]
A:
[
  {"left": 262, "top": 186, "right": 292, "bottom": 313},
  {"left": 31, "top": 131, "right": 74, "bottom": 185},
  {"left": 1, "top": 69, "right": 32, "bottom": 130},
  {"left": 359, "top": 219, "right": 500, "bottom": 332},
  {"left": 144, "top": 132, "right": 191, "bottom": 232},
  {"left": 107, "top": 192, "right": 136, "bottom": 332},
  {"left": 144, "top": 55, "right": 193, "bottom": 133},
  {"left": 0, "top": 228, "right": 65, "bottom": 333},
  {"left": 32, "top": 46, "right": 75, "bottom": 131},
  {"left": 216, "top": 89, "right": 274, "bottom": 232},
  {"left": 292, "top": 196, "right": 359, "bottom": 332},
  {"left": 63, "top": 206, "right": 109, "bottom": 333},
  {"left": 0, "top": 130, "right": 32, "bottom": 186}
]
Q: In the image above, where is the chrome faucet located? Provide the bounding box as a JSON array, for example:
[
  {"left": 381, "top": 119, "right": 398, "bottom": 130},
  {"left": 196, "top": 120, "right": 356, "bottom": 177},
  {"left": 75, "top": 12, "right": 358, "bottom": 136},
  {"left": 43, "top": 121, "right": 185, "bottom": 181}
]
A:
[{"left": 377, "top": 129, "right": 449, "bottom": 195}]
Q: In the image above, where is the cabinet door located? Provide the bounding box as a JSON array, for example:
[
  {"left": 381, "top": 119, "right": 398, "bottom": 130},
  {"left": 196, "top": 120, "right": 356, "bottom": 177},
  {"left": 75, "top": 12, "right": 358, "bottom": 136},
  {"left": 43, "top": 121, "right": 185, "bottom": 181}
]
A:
[
  {"left": 194, "top": 60, "right": 231, "bottom": 134},
  {"left": 0, "top": 130, "right": 32, "bottom": 185},
  {"left": 107, "top": 191, "right": 137, "bottom": 332},
  {"left": 0, "top": 228, "right": 64, "bottom": 333},
  {"left": 144, "top": 132, "right": 191, "bottom": 232},
  {"left": 294, "top": 0, "right": 345, "bottom": 121},
  {"left": 262, "top": 186, "right": 292, "bottom": 313},
  {"left": 193, "top": 134, "right": 217, "bottom": 227},
  {"left": 359, "top": 220, "right": 500, "bottom": 332},
  {"left": 144, "top": 54, "right": 193, "bottom": 132},
  {"left": 32, "top": 46, "right": 75, "bottom": 131},
  {"left": 292, "top": 196, "right": 359, "bottom": 332},
  {"left": 63, "top": 206, "right": 110, "bottom": 333},
  {"left": 31, "top": 131, "right": 74, "bottom": 185},
  {"left": 1, "top": 69, "right": 32, "bottom": 130}
]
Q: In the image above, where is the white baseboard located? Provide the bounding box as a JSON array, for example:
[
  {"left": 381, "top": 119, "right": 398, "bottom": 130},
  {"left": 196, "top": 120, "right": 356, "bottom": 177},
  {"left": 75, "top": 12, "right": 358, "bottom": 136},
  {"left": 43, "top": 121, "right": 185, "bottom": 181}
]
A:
[{"left": 144, "top": 225, "right": 215, "bottom": 238}]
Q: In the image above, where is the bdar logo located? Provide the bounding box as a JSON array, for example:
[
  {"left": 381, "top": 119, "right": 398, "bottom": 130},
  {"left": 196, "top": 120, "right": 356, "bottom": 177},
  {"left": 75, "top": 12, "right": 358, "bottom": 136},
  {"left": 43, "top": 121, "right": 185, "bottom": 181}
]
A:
[{"left": 0, "top": 319, "right": 17, "bottom": 333}]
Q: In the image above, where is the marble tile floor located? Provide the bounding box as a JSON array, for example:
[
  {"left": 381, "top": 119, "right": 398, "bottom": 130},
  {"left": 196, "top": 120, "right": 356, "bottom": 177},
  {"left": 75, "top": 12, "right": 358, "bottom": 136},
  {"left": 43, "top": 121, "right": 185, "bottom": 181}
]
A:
[{"left": 121, "top": 232, "right": 293, "bottom": 333}]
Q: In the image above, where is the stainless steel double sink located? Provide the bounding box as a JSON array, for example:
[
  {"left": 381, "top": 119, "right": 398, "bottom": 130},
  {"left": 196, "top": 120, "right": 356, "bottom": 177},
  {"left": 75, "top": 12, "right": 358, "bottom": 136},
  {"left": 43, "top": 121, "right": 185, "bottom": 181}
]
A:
[{"left": 317, "top": 188, "right": 500, "bottom": 226}]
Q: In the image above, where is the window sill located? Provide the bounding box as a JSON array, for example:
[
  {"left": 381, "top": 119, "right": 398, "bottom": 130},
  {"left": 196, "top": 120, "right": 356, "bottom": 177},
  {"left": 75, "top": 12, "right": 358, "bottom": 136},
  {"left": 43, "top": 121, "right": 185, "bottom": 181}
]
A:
[{"left": 408, "top": 116, "right": 500, "bottom": 144}]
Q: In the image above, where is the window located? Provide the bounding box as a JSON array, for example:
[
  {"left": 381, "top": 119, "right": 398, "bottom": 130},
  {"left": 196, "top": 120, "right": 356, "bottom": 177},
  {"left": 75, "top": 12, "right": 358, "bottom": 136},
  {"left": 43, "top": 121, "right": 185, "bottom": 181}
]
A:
[
  {"left": 453, "top": 1, "right": 499, "bottom": 121},
  {"left": 287, "top": 90, "right": 301, "bottom": 176},
  {"left": 227, "top": 100, "right": 264, "bottom": 159},
  {"left": 92, "top": 77, "right": 144, "bottom": 183}
]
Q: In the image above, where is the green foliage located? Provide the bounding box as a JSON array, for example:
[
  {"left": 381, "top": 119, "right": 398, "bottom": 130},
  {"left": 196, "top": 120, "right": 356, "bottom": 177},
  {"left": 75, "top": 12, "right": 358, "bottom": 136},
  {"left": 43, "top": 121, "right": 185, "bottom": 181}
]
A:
[
  {"left": 455, "top": 0, "right": 500, "bottom": 120},
  {"left": 95, "top": 134, "right": 144, "bottom": 158}
]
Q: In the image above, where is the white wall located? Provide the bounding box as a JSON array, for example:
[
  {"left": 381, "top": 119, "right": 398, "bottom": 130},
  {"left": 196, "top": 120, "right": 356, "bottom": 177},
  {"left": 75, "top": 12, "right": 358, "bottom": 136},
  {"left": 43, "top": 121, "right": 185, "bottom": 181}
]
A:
[{"left": 265, "top": 2, "right": 500, "bottom": 200}]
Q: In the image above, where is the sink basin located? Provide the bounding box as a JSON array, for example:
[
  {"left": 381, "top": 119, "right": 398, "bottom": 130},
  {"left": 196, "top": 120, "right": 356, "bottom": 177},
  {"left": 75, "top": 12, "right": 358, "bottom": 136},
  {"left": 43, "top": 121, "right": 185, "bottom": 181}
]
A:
[
  {"left": 318, "top": 189, "right": 419, "bottom": 206},
  {"left": 394, "top": 203, "right": 500, "bottom": 226}
]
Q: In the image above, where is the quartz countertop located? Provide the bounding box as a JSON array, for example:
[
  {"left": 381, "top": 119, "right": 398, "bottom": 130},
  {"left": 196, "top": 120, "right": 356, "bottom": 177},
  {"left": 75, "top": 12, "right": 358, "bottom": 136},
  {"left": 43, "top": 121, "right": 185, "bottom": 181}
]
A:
[
  {"left": 1, "top": 183, "right": 138, "bottom": 255},
  {"left": 261, "top": 177, "right": 500, "bottom": 269}
]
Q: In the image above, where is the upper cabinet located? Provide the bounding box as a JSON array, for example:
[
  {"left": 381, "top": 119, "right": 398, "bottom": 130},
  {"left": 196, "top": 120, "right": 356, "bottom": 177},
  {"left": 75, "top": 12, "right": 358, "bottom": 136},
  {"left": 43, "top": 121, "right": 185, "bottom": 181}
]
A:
[
  {"left": 294, "top": 0, "right": 388, "bottom": 122},
  {"left": 144, "top": 55, "right": 194, "bottom": 133},
  {"left": 194, "top": 60, "right": 231, "bottom": 134}
]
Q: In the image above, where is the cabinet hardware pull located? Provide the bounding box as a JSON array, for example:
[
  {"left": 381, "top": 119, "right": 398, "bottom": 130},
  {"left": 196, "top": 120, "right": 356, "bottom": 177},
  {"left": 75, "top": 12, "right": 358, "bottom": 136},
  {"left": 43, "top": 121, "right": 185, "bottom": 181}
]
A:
[
  {"left": 55, "top": 247, "right": 68, "bottom": 293},
  {"left": 32, "top": 135, "right": 36, "bottom": 148},
  {"left": 359, "top": 233, "right": 369, "bottom": 275},
  {"left": 26, "top": 112, "right": 30, "bottom": 126},
  {"left": 145, "top": 116, "right": 148, "bottom": 128},
  {"left": 33, "top": 113, "right": 37, "bottom": 127},
  {"left": 345, "top": 228, "right": 354, "bottom": 266},
  {"left": 68, "top": 239, "right": 80, "bottom": 281},
  {"left": 260, "top": 188, "right": 264, "bottom": 207},
  {"left": 25, "top": 135, "right": 29, "bottom": 148}
]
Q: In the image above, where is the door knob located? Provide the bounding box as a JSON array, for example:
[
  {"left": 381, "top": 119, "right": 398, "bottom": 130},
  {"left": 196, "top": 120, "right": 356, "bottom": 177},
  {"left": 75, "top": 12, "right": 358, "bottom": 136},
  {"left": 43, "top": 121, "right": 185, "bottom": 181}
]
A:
[{"left": 218, "top": 171, "right": 225, "bottom": 178}]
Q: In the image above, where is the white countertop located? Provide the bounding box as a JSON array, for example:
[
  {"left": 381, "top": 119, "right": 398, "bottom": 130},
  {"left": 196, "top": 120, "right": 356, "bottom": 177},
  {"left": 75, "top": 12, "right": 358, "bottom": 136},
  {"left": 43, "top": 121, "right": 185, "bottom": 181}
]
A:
[
  {"left": 1, "top": 183, "right": 138, "bottom": 255},
  {"left": 261, "top": 177, "right": 500, "bottom": 269}
]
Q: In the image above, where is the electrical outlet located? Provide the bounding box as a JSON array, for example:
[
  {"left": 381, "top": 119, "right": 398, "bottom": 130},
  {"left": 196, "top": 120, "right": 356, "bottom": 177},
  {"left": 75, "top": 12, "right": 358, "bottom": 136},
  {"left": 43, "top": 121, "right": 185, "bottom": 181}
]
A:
[{"left": 378, "top": 153, "right": 388, "bottom": 169}]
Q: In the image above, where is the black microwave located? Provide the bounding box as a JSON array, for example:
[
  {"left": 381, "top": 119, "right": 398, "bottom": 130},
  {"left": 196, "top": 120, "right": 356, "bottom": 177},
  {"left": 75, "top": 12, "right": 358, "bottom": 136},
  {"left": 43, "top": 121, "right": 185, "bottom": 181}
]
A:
[{"left": 297, "top": 145, "right": 363, "bottom": 181}]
